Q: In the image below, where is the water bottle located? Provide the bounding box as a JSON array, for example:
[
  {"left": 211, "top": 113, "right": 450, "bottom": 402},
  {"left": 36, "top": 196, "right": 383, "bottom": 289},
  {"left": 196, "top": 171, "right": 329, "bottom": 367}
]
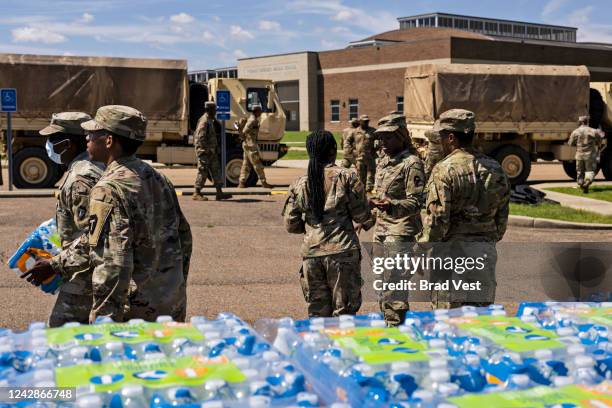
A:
[
  {"left": 109, "top": 384, "right": 148, "bottom": 408},
  {"left": 75, "top": 394, "right": 104, "bottom": 408},
  {"left": 201, "top": 379, "right": 233, "bottom": 401},
  {"left": 570, "top": 355, "right": 603, "bottom": 385},
  {"left": 448, "top": 353, "right": 487, "bottom": 393},
  {"left": 501, "top": 373, "right": 534, "bottom": 391},
  {"left": 524, "top": 348, "right": 568, "bottom": 385}
]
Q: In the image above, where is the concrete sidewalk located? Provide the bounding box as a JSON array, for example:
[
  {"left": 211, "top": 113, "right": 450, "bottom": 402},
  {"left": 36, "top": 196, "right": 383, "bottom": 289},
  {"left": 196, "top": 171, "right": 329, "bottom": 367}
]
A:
[{"left": 533, "top": 182, "right": 612, "bottom": 216}]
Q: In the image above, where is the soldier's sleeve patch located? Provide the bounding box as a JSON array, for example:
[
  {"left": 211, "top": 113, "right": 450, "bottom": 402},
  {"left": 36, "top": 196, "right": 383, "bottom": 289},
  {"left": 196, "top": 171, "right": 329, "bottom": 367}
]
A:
[{"left": 88, "top": 198, "right": 113, "bottom": 247}]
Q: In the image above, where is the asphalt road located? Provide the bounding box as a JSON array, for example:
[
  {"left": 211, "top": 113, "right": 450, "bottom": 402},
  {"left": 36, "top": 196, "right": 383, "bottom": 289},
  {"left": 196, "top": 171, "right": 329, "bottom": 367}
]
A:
[{"left": 1, "top": 191, "right": 611, "bottom": 331}]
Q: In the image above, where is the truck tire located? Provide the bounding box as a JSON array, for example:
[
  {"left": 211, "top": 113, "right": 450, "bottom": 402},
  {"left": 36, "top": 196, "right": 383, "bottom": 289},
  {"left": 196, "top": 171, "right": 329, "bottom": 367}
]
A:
[
  {"left": 601, "top": 148, "right": 612, "bottom": 181},
  {"left": 225, "top": 150, "right": 258, "bottom": 187},
  {"left": 494, "top": 145, "right": 531, "bottom": 185},
  {"left": 12, "top": 147, "right": 62, "bottom": 189},
  {"left": 562, "top": 161, "right": 577, "bottom": 180}
]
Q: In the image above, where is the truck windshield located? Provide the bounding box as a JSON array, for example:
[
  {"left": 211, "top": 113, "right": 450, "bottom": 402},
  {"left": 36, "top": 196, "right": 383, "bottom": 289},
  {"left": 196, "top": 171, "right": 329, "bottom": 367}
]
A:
[{"left": 246, "top": 87, "right": 274, "bottom": 113}]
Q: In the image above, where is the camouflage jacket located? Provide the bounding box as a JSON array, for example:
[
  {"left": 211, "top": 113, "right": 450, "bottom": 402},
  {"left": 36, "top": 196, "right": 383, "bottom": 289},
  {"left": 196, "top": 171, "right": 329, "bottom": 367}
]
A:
[
  {"left": 342, "top": 127, "right": 356, "bottom": 158},
  {"left": 353, "top": 126, "right": 377, "bottom": 159},
  {"left": 568, "top": 125, "right": 602, "bottom": 160},
  {"left": 51, "top": 156, "right": 192, "bottom": 322},
  {"left": 55, "top": 151, "right": 104, "bottom": 294},
  {"left": 418, "top": 148, "right": 510, "bottom": 242},
  {"left": 242, "top": 114, "right": 259, "bottom": 149},
  {"left": 194, "top": 113, "right": 220, "bottom": 155},
  {"left": 372, "top": 149, "right": 425, "bottom": 240},
  {"left": 282, "top": 165, "right": 372, "bottom": 257}
]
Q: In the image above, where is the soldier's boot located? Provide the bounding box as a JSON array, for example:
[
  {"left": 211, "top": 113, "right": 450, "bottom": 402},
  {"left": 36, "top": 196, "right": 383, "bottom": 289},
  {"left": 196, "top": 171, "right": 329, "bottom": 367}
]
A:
[
  {"left": 215, "top": 185, "right": 232, "bottom": 200},
  {"left": 582, "top": 185, "right": 589, "bottom": 194},
  {"left": 238, "top": 181, "right": 247, "bottom": 188},
  {"left": 192, "top": 190, "right": 208, "bottom": 201},
  {"left": 261, "top": 180, "right": 274, "bottom": 189}
]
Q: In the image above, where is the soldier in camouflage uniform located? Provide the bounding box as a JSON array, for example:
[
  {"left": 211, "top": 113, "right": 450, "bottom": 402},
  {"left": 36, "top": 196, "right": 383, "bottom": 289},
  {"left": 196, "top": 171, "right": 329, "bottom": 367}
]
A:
[
  {"left": 354, "top": 115, "right": 378, "bottom": 191},
  {"left": 369, "top": 123, "right": 425, "bottom": 325},
  {"left": 568, "top": 115, "right": 602, "bottom": 193},
  {"left": 417, "top": 109, "right": 510, "bottom": 310},
  {"left": 40, "top": 112, "right": 105, "bottom": 327},
  {"left": 239, "top": 104, "right": 272, "bottom": 189},
  {"left": 283, "top": 130, "right": 372, "bottom": 317},
  {"left": 341, "top": 118, "right": 359, "bottom": 168},
  {"left": 25, "top": 106, "right": 192, "bottom": 323},
  {"left": 193, "top": 101, "right": 232, "bottom": 201},
  {"left": 424, "top": 129, "right": 444, "bottom": 180}
]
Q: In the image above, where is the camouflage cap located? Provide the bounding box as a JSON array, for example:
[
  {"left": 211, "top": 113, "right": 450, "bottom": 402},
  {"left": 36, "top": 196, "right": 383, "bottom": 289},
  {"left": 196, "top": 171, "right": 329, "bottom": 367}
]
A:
[
  {"left": 39, "top": 112, "right": 92, "bottom": 136},
  {"left": 360, "top": 115, "right": 369, "bottom": 121},
  {"left": 350, "top": 118, "right": 359, "bottom": 125},
  {"left": 579, "top": 115, "right": 590, "bottom": 122},
  {"left": 205, "top": 101, "right": 216, "bottom": 108},
  {"left": 81, "top": 105, "right": 147, "bottom": 141},
  {"left": 374, "top": 124, "right": 400, "bottom": 134},
  {"left": 377, "top": 113, "right": 406, "bottom": 127},
  {"left": 433, "top": 109, "right": 475, "bottom": 133}
]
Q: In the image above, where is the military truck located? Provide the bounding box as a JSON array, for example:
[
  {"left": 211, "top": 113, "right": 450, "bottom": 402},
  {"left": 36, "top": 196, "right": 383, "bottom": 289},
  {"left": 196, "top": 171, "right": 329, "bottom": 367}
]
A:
[
  {"left": 404, "top": 63, "right": 612, "bottom": 184},
  {"left": 0, "top": 53, "right": 287, "bottom": 188}
]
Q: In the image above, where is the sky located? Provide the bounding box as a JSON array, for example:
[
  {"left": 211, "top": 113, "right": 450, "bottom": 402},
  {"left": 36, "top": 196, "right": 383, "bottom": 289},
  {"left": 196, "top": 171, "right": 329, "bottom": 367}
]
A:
[{"left": 1, "top": 0, "right": 611, "bottom": 71}]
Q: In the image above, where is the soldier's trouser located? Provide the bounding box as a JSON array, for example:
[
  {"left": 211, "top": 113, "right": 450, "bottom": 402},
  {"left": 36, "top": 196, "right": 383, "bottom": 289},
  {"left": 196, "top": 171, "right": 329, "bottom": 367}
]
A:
[
  {"left": 374, "top": 236, "right": 414, "bottom": 326},
  {"left": 430, "top": 240, "right": 497, "bottom": 310},
  {"left": 239, "top": 145, "right": 266, "bottom": 184},
  {"left": 195, "top": 152, "right": 223, "bottom": 190},
  {"left": 356, "top": 157, "right": 376, "bottom": 190},
  {"left": 341, "top": 158, "right": 355, "bottom": 169},
  {"left": 576, "top": 159, "right": 596, "bottom": 189},
  {"left": 48, "top": 287, "right": 92, "bottom": 327},
  {"left": 299, "top": 250, "right": 363, "bottom": 317}
]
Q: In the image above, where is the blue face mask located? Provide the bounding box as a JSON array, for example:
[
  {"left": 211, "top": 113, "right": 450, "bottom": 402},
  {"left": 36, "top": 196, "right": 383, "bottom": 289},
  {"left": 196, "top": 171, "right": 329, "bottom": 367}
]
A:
[{"left": 45, "top": 139, "right": 68, "bottom": 165}]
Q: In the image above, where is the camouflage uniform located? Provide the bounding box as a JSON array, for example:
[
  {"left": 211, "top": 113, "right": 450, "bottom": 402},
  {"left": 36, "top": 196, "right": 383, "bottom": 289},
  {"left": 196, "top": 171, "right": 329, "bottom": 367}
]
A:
[
  {"left": 51, "top": 105, "right": 192, "bottom": 323},
  {"left": 371, "top": 124, "right": 426, "bottom": 325},
  {"left": 568, "top": 117, "right": 602, "bottom": 192},
  {"left": 39, "top": 112, "right": 105, "bottom": 327},
  {"left": 239, "top": 113, "right": 268, "bottom": 185},
  {"left": 282, "top": 165, "right": 372, "bottom": 317},
  {"left": 194, "top": 111, "right": 223, "bottom": 190},
  {"left": 424, "top": 129, "right": 444, "bottom": 180},
  {"left": 341, "top": 119, "right": 359, "bottom": 168},
  {"left": 354, "top": 118, "right": 378, "bottom": 191},
  {"left": 417, "top": 110, "right": 510, "bottom": 310}
]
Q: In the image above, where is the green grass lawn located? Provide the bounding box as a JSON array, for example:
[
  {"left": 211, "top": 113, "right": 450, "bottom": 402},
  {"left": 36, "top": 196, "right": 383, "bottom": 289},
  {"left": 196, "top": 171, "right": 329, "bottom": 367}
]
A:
[
  {"left": 281, "top": 131, "right": 343, "bottom": 160},
  {"left": 546, "top": 186, "right": 612, "bottom": 203},
  {"left": 510, "top": 203, "right": 612, "bottom": 224}
]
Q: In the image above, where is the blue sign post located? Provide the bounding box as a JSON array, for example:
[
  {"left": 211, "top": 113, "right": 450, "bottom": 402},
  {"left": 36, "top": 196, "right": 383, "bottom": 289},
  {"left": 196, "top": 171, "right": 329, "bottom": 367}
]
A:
[
  {"left": 216, "top": 90, "right": 231, "bottom": 187},
  {"left": 1, "top": 88, "right": 17, "bottom": 190}
]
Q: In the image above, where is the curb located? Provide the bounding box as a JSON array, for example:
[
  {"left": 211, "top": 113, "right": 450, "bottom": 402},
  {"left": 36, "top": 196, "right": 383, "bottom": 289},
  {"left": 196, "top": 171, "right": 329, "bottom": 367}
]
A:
[
  {"left": 508, "top": 215, "right": 612, "bottom": 230},
  {"left": 0, "top": 188, "right": 278, "bottom": 198}
]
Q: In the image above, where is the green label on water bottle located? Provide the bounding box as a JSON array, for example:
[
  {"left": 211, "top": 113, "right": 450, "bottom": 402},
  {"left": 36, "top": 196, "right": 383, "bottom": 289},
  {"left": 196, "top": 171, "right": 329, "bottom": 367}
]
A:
[
  {"left": 46, "top": 322, "right": 204, "bottom": 346},
  {"left": 321, "top": 327, "right": 429, "bottom": 365},
  {"left": 450, "top": 315, "right": 565, "bottom": 352},
  {"left": 448, "top": 382, "right": 612, "bottom": 407},
  {"left": 556, "top": 306, "right": 612, "bottom": 326},
  {"left": 55, "top": 355, "right": 246, "bottom": 392}
]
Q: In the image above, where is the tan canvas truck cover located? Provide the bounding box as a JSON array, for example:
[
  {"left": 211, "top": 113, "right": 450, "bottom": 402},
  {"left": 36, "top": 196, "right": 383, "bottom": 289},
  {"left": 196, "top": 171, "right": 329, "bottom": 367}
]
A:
[
  {"left": 0, "top": 53, "right": 188, "bottom": 139},
  {"left": 404, "top": 63, "right": 590, "bottom": 127}
]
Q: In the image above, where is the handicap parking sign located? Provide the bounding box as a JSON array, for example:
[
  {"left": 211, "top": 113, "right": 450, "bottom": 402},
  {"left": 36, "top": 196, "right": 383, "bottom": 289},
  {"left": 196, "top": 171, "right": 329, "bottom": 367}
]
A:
[{"left": 1, "top": 88, "right": 17, "bottom": 112}]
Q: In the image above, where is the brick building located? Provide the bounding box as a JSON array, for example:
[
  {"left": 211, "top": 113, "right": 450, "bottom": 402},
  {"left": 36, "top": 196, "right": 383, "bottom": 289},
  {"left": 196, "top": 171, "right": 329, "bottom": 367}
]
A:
[{"left": 235, "top": 13, "right": 612, "bottom": 132}]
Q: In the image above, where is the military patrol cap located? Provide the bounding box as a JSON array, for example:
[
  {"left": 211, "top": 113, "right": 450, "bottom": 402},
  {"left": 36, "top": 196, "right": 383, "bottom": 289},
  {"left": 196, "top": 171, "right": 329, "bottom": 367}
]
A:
[
  {"left": 378, "top": 113, "right": 406, "bottom": 127},
  {"left": 350, "top": 118, "right": 359, "bottom": 125},
  {"left": 39, "top": 112, "right": 92, "bottom": 136},
  {"left": 579, "top": 115, "right": 590, "bottom": 122},
  {"left": 81, "top": 105, "right": 147, "bottom": 141},
  {"left": 205, "top": 101, "right": 216, "bottom": 108},
  {"left": 433, "top": 109, "right": 475, "bottom": 134},
  {"left": 375, "top": 124, "right": 400, "bottom": 134},
  {"left": 360, "top": 115, "right": 369, "bottom": 121}
]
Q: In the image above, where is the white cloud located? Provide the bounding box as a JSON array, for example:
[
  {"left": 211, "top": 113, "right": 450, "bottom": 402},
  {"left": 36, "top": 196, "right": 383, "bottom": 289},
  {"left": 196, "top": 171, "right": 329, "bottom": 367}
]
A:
[
  {"left": 234, "top": 49, "right": 247, "bottom": 59},
  {"left": 332, "top": 10, "right": 353, "bottom": 21},
  {"left": 79, "top": 13, "right": 94, "bottom": 23},
  {"left": 213, "top": 16, "right": 221, "bottom": 22},
  {"left": 567, "top": 6, "right": 593, "bottom": 26},
  {"left": 230, "top": 25, "right": 254, "bottom": 40},
  {"left": 321, "top": 39, "right": 341, "bottom": 49},
  {"left": 202, "top": 31, "right": 214, "bottom": 41},
  {"left": 542, "top": 0, "right": 569, "bottom": 17},
  {"left": 12, "top": 26, "right": 67, "bottom": 44},
  {"left": 258, "top": 20, "right": 281, "bottom": 31},
  {"left": 170, "top": 12, "right": 194, "bottom": 24}
]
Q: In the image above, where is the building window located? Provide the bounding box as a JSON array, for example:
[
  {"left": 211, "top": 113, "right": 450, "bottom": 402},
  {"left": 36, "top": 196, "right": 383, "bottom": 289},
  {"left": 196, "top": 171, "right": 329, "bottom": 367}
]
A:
[
  {"left": 348, "top": 99, "right": 359, "bottom": 120},
  {"left": 330, "top": 100, "right": 340, "bottom": 122},
  {"left": 485, "top": 21, "right": 498, "bottom": 33},
  {"left": 439, "top": 17, "right": 453, "bottom": 27},
  {"left": 454, "top": 19, "right": 468, "bottom": 29},
  {"left": 499, "top": 23, "right": 512, "bottom": 35},
  {"left": 396, "top": 96, "right": 404, "bottom": 114},
  {"left": 470, "top": 20, "right": 484, "bottom": 31}
]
